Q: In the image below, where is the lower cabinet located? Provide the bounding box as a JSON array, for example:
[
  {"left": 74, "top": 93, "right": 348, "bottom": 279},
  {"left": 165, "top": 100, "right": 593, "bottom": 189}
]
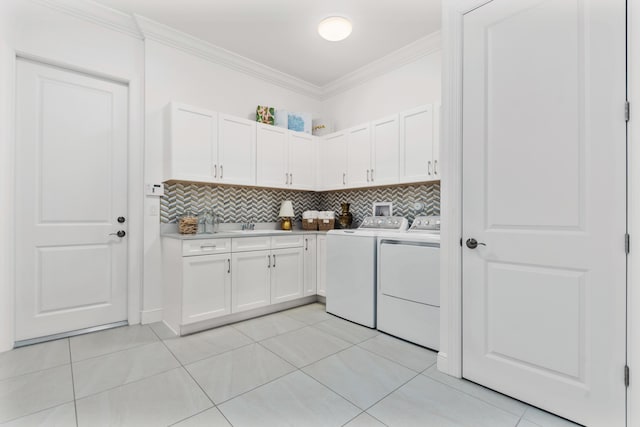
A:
[
  {"left": 231, "top": 249, "right": 272, "bottom": 313},
  {"left": 303, "top": 235, "right": 317, "bottom": 296},
  {"left": 316, "top": 235, "right": 327, "bottom": 296},
  {"left": 182, "top": 254, "right": 232, "bottom": 324},
  {"left": 271, "top": 247, "right": 304, "bottom": 304}
]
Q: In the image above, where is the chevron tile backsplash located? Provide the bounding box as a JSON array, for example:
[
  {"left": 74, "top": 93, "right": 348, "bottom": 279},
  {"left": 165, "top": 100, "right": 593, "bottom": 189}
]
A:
[{"left": 161, "top": 182, "right": 440, "bottom": 227}]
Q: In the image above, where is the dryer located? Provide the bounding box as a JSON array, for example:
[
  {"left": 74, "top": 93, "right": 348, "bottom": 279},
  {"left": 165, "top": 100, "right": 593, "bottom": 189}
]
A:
[{"left": 377, "top": 216, "right": 440, "bottom": 349}]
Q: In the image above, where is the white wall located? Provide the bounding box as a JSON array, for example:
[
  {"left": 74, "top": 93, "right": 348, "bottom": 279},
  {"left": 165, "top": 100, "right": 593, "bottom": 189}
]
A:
[
  {"left": 0, "top": 0, "right": 145, "bottom": 352},
  {"left": 142, "top": 40, "right": 322, "bottom": 321},
  {"left": 320, "top": 52, "right": 442, "bottom": 131}
]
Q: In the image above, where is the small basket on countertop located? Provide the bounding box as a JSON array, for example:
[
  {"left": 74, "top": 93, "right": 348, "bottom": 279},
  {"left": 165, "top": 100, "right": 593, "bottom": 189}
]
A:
[
  {"left": 178, "top": 212, "right": 198, "bottom": 235},
  {"left": 302, "top": 210, "right": 319, "bottom": 230},
  {"left": 318, "top": 211, "right": 335, "bottom": 231}
]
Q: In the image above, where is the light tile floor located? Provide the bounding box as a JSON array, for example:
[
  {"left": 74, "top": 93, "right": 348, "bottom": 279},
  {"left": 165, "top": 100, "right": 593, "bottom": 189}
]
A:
[{"left": 0, "top": 303, "right": 581, "bottom": 427}]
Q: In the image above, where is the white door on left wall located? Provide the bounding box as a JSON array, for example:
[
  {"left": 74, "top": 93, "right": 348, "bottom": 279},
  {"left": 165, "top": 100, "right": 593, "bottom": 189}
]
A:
[{"left": 14, "top": 59, "right": 129, "bottom": 342}]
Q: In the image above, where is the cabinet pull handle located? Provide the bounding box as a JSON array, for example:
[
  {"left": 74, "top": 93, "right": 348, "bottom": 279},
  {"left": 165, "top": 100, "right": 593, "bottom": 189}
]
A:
[
  {"left": 343, "top": 172, "right": 346, "bottom": 185},
  {"left": 305, "top": 238, "right": 308, "bottom": 251},
  {"left": 200, "top": 245, "right": 217, "bottom": 249},
  {"left": 366, "top": 169, "right": 370, "bottom": 182},
  {"left": 272, "top": 254, "right": 276, "bottom": 267},
  {"left": 434, "top": 160, "right": 438, "bottom": 175},
  {"left": 213, "top": 164, "right": 217, "bottom": 178},
  {"left": 227, "top": 258, "right": 231, "bottom": 273},
  {"left": 290, "top": 173, "right": 293, "bottom": 185},
  {"left": 371, "top": 169, "right": 374, "bottom": 181},
  {"left": 267, "top": 255, "right": 271, "bottom": 268},
  {"left": 427, "top": 161, "right": 432, "bottom": 175},
  {"left": 285, "top": 172, "right": 289, "bottom": 185},
  {"left": 220, "top": 165, "right": 223, "bottom": 179}
]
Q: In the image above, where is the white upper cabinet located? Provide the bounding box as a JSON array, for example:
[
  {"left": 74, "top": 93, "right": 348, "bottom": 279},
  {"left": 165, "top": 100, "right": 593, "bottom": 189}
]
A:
[
  {"left": 399, "top": 104, "right": 435, "bottom": 183},
  {"left": 288, "top": 132, "right": 316, "bottom": 190},
  {"left": 346, "top": 124, "right": 372, "bottom": 188},
  {"left": 256, "top": 124, "right": 289, "bottom": 188},
  {"left": 165, "top": 103, "right": 218, "bottom": 182},
  {"left": 371, "top": 114, "right": 400, "bottom": 185},
  {"left": 319, "top": 131, "right": 348, "bottom": 190},
  {"left": 218, "top": 114, "right": 256, "bottom": 185},
  {"left": 256, "top": 126, "right": 316, "bottom": 190}
]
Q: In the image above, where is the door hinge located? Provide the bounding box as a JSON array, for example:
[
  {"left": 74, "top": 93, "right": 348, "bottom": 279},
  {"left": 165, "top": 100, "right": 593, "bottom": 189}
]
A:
[
  {"left": 625, "top": 365, "right": 630, "bottom": 387},
  {"left": 625, "top": 233, "right": 630, "bottom": 254},
  {"left": 625, "top": 101, "right": 630, "bottom": 122}
]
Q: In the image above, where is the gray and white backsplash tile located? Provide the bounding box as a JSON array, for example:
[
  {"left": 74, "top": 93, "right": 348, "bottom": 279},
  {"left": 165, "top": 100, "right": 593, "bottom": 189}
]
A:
[{"left": 160, "top": 182, "right": 440, "bottom": 227}]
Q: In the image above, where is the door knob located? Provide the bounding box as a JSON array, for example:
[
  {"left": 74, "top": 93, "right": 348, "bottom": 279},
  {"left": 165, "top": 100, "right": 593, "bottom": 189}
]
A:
[
  {"left": 117, "top": 216, "right": 126, "bottom": 223},
  {"left": 110, "top": 230, "right": 126, "bottom": 238},
  {"left": 466, "top": 238, "right": 486, "bottom": 249}
]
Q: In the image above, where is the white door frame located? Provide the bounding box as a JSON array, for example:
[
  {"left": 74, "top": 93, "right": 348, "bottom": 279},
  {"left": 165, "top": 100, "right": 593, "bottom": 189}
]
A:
[
  {"left": 0, "top": 51, "right": 144, "bottom": 352},
  {"left": 440, "top": 5, "right": 633, "bottom": 424}
]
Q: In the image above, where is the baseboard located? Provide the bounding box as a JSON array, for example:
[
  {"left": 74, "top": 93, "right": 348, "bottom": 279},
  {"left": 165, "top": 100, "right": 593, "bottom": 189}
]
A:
[
  {"left": 140, "top": 308, "right": 163, "bottom": 324},
  {"left": 437, "top": 351, "right": 451, "bottom": 374}
]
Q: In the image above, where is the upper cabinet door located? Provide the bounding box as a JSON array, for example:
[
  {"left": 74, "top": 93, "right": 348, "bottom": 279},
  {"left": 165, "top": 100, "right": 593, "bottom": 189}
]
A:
[
  {"left": 166, "top": 103, "right": 217, "bottom": 182},
  {"left": 346, "top": 124, "right": 372, "bottom": 188},
  {"left": 319, "top": 131, "right": 348, "bottom": 190},
  {"left": 432, "top": 103, "right": 441, "bottom": 179},
  {"left": 371, "top": 114, "right": 400, "bottom": 186},
  {"left": 218, "top": 114, "right": 256, "bottom": 185},
  {"left": 399, "top": 105, "right": 435, "bottom": 183},
  {"left": 256, "top": 124, "right": 288, "bottom": 188},
  {"left": 288, "top": 131, "right": 316, "bottom": 191}
]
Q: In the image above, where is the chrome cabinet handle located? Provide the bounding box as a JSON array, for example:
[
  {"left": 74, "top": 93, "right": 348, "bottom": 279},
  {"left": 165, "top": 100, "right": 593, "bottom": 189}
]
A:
[
  {"left": 267, "top": 255, "right": 271, "bottom": 268},
  {"left": 200, "top": 244, "right": 217, "bottom": 249},
  {"left": 290, "top": 173, "right": 293, "bottom": 185},
  {"left": 367, "top": 169, "right": 370, "bottom": 182},
  {"left": 434, "top": 160, "right": 438, "bottom": 175},
  {"left": 285, "top": 172, "right": 289, "bottom": 185},
  {"left": 343, "top": 172, "right": 346, "bottom": 185},
  {"left": 305, "top": 238, "right": 308, "bottom": 251},
  {"left": 428, "top": 161, "right": 432, "bottom": 175},
  {"left": 273, "top": 254, "right": 276, "bottom": 267},
  {"left": 371, "top": 169, "right": 374, "bottom": 181},
  {"left": 220, "top": 165, "right": 223, "bottom": 179},
  {"left": 227, "top": 258, "right": 231, "bottom": 273},
  {"left": 213, "top": 164, "right": 217, "bottom": 178}
]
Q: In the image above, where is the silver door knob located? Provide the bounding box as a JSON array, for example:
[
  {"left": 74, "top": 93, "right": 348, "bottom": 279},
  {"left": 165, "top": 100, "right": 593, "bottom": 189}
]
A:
[{"left": 466, "top": 238, "right": 485, "bottom": 249}]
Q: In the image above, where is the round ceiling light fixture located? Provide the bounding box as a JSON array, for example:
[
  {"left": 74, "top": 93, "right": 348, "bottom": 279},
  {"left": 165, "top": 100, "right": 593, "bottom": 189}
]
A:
[{"left": 318, "top": 16, "right": 352, "bottom": 42}]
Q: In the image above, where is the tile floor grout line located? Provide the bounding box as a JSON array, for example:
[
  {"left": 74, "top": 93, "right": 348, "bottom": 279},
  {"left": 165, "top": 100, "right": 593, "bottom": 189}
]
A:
[
  {"left": 354, "top": 339, "right": 434, "bottom": 374},
  {"left": 340, "top": 410, "right": 366, "bottom": 426},
  {"left": 0, "top": 401, "right": 76, "bottom": 425},
  {"left": 67, "top": 339, "right": 79, "bottom": 427},
  {"left": 0, "top": 360, "right": 72, "bottom": 383},
  {"left": 71, "top": 339, "right": 165, "bottom": 366},
  {"left": 420, "top": 368, "right": 529, "bottom": 418},
  {"left": 69, "top": 326, "right": 160, "bottom": 364},
  {"left": 361, "top": 370, "right": 422, "bottom": 413}
]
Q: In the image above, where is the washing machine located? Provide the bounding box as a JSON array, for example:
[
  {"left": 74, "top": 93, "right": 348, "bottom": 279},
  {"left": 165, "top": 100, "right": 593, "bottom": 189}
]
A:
[{"left": 326, "top": 216, "right": 408, "bottom": 328}]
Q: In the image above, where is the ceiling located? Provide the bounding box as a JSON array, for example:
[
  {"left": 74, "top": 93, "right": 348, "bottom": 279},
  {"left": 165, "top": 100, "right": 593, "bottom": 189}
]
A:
[{"left": 92, "top": 0, "right": 441, "bottom": 86}]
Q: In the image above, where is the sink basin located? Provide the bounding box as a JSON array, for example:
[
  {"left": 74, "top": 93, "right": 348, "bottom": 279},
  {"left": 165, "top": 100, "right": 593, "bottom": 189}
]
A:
[{"left": 226, "top": 229, "right": 292, "bottom": 234}]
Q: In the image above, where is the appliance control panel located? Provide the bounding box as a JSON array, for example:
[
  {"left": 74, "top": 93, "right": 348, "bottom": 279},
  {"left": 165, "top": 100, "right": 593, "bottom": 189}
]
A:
[
  {"left": 359, "top": 216, "right": 409, "bottom": 231},
  {"left": 409, "top": 215, "right": 441, "bottom": 233}
]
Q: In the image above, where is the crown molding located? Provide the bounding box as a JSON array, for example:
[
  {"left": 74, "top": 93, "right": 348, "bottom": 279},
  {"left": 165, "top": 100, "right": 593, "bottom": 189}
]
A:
[
  {"left": 134, "top": 15, "right": 324, "bottom": 100},
  {"left": 30, "top": 0, "right": 142, "bottom": 39},
  {"left": 31, "top": 0, "right": 441, "bottom": 100},
  {"left": 320, "top": 32, "right": 442, "bottom": 99}
]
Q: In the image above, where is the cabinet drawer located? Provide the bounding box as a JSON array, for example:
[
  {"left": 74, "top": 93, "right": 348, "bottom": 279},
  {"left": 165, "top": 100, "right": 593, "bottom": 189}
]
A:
[
  {"left": 232, "top": 236, "right": 271, "bottom": 252},
  {"left": 182, "top": 238, "right": 231, "bottom": 256},
  {"left": 271, "top": 234, "right": 304, "bottom": 249}
]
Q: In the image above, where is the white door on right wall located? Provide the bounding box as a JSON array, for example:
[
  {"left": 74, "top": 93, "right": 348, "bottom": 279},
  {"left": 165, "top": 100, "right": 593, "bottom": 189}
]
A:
[{"left": 462, "top": 1, "right": 626, "bottom": 426}]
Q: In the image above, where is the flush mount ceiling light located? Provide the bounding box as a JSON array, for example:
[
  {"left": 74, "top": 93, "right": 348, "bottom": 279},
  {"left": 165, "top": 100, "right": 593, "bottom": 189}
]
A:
[{"left": 318, "top": 16, "right": 352, "bottom": 41}]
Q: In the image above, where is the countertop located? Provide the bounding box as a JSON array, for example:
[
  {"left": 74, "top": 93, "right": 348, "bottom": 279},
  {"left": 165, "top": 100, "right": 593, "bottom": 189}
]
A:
[{"left": 161, "top": 229, "right": 328, "bottom": 240}]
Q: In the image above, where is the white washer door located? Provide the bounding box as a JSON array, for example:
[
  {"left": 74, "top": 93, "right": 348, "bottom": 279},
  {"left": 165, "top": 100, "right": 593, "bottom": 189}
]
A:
[{"left": 379, "top": 241, "right": 439, "bottom": 306}]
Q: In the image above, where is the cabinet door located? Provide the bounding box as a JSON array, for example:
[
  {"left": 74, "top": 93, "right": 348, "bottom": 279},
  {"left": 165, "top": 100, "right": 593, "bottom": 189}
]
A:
[
  {"left": 316, "top": 235, "right": 327, "bottom": 296},
  {"left": 182, "top": 254, "right": 231, "bottom": 324},
  {"left": 433, "top": 103, "right": 441, "bottom": 179},
  {"left": 288, "top": 131, "right": 316, "bottom": 190},
  {"left": 399, "top": 105, "right": 435, "bottom": 183},
  {"left": 271, "top": 247, "right": 304, "bottom": 304},
  {"left": 346, "top": 124, "right": 372, "bottom": 188},
  {"left": 371, "top": 115, "right": 400, "bottom": 185},
  {"left": 303, "top": 235, "right": 317, "bottom": 296},
  {"left": 319, "top": 131, "right": 347, "bottom": 190},
  {"left": 218, "top": 114, "right": 256, "bottom": 185},
  {"left": 231, "top": 250, "right": 271, "bottom": 313},
  {"left": 167, "top": 103, "right": 217, "bottom": 182},
  {"left": 256, "top": 124, "right": 288, "bottom": 188}
]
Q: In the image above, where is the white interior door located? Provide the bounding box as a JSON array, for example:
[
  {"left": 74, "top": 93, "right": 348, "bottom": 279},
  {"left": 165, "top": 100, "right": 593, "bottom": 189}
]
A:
[
  {"left": 15, "top": 59, "right": 129, "bottom": 342},
  {"left": 462, "top": 1, "right": 626, "bottom": 426}
]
